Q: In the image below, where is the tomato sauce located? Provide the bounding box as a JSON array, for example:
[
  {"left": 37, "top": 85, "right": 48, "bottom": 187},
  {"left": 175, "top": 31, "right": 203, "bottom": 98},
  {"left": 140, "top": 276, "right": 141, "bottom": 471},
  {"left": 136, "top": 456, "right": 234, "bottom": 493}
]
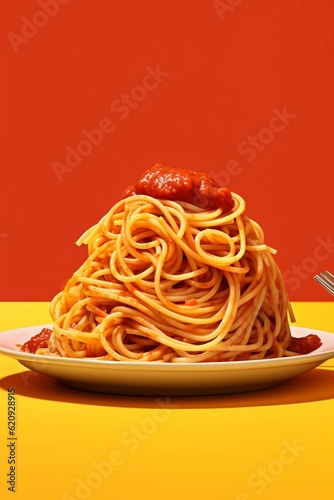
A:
[
  {"left": 20, "top": 328, "right": 52, "bottom": 353},
  {"left": 288, "top": 334, "right": 322, "bottom": 354},
  {"left": 123, "top": 164, "right": 234, "bottom": 212}
]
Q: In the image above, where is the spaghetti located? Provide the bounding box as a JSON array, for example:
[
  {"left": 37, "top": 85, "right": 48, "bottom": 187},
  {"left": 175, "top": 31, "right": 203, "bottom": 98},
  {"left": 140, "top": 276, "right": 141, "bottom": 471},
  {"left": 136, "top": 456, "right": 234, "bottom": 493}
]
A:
[{"left": 22, "top": 165, "right": 321, "bottom": 361}]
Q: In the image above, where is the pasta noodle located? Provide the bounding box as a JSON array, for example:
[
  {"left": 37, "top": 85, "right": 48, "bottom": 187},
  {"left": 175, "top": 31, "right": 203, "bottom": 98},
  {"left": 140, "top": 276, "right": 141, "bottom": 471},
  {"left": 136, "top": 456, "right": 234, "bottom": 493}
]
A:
[{"left": 23, "top": 166, "right": 321, "bottom": 361}]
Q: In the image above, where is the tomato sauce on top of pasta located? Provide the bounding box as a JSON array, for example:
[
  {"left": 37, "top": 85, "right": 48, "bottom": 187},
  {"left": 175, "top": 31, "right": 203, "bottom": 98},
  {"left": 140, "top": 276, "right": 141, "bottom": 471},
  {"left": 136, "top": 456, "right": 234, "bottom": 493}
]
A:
[{"left": 123, "top": 164, "right": 234, "bottom": 212}]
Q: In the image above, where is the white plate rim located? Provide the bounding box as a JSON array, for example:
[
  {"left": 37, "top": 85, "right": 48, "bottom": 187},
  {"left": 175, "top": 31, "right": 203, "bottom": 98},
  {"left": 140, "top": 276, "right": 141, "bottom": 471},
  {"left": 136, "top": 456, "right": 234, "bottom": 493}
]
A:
[
  {"left": 0, "top": 324, "right": 334, "bottom": 372},
  {"left": 1, "top": 324, "right": 334, "bottom": 395}
]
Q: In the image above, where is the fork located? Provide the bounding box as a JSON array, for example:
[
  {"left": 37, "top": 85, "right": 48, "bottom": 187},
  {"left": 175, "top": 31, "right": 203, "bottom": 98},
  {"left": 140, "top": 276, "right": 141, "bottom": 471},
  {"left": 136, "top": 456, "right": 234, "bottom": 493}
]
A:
[{"left": 314, "top": 270, "right": 334, "bottom": 295}]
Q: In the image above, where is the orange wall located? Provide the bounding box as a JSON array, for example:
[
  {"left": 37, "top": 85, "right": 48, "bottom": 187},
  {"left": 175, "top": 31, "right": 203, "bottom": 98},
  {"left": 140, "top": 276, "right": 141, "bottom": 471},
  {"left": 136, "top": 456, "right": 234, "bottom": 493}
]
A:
[{"left": 1, "top": 0, "right": 333, "bottom": 301}]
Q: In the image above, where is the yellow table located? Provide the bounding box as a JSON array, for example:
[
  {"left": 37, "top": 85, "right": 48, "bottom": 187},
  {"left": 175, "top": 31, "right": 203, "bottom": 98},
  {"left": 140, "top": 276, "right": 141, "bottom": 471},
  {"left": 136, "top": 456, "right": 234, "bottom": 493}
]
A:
[{"left": 0, "top": 302, "right": 333, "bottom": 500}]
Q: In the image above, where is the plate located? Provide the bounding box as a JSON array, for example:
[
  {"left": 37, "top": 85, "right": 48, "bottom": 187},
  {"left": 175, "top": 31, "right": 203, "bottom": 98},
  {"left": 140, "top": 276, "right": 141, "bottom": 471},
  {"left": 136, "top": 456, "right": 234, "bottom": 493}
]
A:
[{"left": 0, "top": 325, "right": 334, "bottom": 396}]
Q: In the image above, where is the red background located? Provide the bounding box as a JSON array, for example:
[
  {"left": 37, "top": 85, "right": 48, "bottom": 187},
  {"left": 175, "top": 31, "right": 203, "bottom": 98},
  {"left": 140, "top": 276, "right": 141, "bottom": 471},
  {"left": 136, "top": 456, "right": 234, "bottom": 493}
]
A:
[{"left": 1, "top": 0, "right": 333, "bottom": 301}]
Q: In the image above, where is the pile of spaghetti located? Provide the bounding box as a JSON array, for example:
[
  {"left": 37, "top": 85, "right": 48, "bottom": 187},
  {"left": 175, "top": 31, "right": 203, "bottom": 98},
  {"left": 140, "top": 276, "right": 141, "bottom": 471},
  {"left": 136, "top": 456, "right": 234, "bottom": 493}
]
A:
[{"left": 23, "top": 165, "right": 321, "bottom": 361}]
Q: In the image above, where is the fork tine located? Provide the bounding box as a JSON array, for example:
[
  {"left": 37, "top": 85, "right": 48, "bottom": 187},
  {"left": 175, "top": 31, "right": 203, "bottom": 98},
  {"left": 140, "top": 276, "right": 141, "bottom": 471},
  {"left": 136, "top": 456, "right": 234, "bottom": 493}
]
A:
[
  {"left": 325, "top": 270, "right": 334, "bottom": 280},
  {"left": 319, "top": 271, "right": 334, "bottom": 287},
  {"left": 314, "top": 277, "right": 334, "bottom": 295},
  {"left": 314, "top": 272, "right": 334, "bottom": 295}
]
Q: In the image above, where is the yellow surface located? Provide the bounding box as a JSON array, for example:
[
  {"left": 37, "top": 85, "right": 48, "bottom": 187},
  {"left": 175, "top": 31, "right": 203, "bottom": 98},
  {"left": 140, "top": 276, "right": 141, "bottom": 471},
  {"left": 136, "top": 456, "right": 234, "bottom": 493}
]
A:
[{"left": 0, "top": 302, "right": 333, "bottom": 500}]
